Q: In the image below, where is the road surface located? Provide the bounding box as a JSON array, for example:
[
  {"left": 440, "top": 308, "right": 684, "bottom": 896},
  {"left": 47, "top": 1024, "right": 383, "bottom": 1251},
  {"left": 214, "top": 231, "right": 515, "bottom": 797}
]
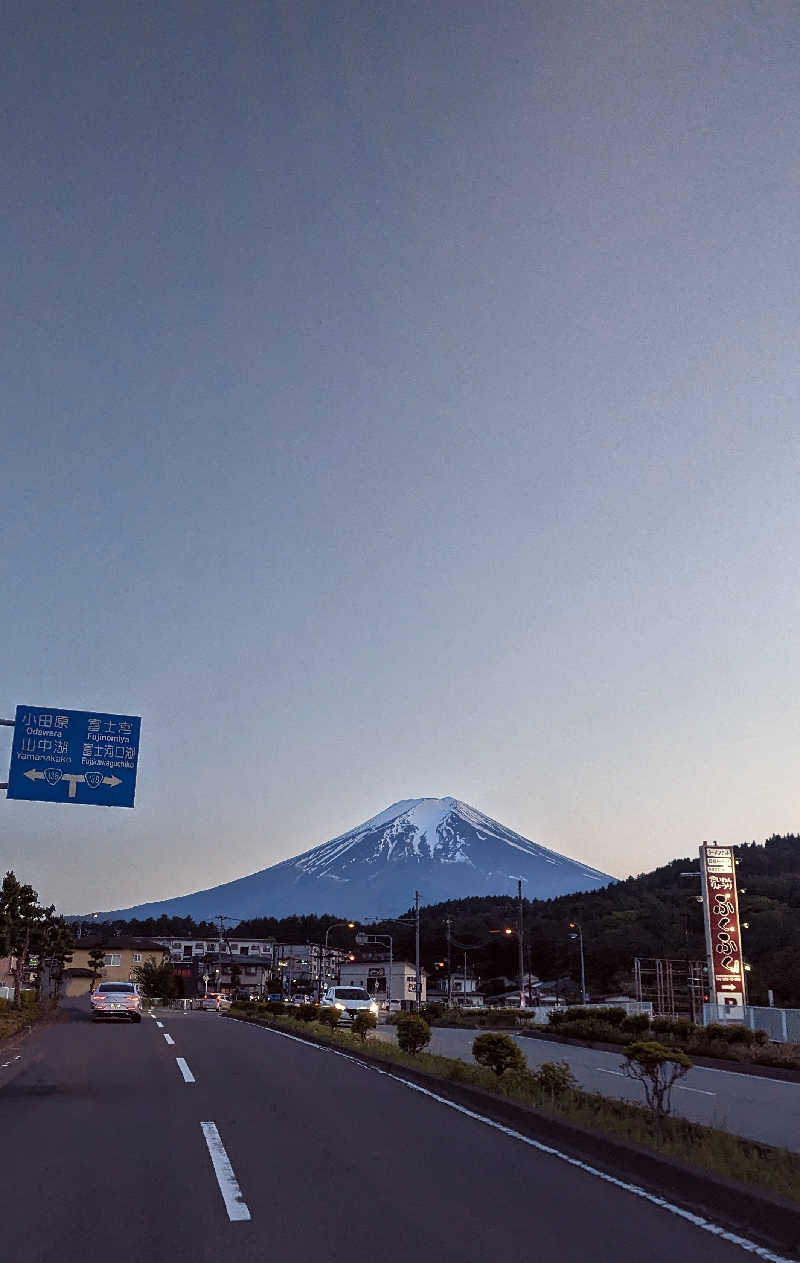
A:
[
  {"left": 0, "top": 1004, "right": 792, "bottom": 1263},
  {"left": 373, "top": 1024, "right": 800, "bottom": 1151}
]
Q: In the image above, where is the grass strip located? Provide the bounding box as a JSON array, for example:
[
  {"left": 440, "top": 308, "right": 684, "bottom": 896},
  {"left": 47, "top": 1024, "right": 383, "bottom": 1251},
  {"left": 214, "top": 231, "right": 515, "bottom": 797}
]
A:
[
  {"left": 230, "top": 1004, "right": 800, "bottom": 1203},
  {"left": 0, "top": 1003, "right": 43, "bottom": 1044}
]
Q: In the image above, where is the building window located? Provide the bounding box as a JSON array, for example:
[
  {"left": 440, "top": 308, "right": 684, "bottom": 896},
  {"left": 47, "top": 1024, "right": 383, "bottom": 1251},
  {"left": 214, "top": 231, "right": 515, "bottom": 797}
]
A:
[
  {"left": 206, "top": 943, "right": 215, "bottom": 952},
  {"left": 132, "top": 953, "right": 142, "bottom": 964},
  {"left": 104, "top": 954, "right": 121, "bottom": 968},
  {"left": 239, "top": 946, "right": 249, "bottom": 957},
  {"left": 172, "top": 942, "right": 181, "bottom": 948},
  {"left": 230, "top": 945, "right": 239, "bottom": 953},
  {"left": 183, "top": 946, "right": 193, "bottom": 959}
]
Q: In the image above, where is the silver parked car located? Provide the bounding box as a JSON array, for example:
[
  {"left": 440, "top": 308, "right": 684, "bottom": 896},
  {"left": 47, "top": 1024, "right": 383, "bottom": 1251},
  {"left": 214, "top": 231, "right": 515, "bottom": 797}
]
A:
[{"left": 90, "top": 981, "right": 143, "bottom": 1022}]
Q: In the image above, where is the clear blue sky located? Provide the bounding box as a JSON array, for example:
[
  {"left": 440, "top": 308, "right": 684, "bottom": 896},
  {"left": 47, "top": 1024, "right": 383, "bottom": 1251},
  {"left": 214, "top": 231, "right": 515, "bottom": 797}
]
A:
[{"left": 3, "top": 1, "right": 799, "bottom": 913}]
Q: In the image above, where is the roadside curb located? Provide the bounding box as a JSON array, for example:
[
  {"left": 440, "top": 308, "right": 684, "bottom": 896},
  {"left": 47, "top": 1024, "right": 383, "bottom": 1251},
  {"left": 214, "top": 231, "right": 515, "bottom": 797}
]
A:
[{"left": 230, "top": 1013, "right": 800, "bottom": 1259}]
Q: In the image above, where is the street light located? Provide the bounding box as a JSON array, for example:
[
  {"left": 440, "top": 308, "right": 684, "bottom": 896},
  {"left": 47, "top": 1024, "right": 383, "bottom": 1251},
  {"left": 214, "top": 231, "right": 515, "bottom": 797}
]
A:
[
  {"left": 319, "top": 922, "right": 355, "bottom": 1001},
  {"left": 568, "top": 922, "right": 586, "bottom": 1004}
]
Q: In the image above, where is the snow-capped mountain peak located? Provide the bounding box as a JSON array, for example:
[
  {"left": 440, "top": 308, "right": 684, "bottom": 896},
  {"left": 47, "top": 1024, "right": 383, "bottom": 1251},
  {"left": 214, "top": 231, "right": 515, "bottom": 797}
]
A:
[{"left": 88, "top": 796, "right": 616, "bottom": 923}]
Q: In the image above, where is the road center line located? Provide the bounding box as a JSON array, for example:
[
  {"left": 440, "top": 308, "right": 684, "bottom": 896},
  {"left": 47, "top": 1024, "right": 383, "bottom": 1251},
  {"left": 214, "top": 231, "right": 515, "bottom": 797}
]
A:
[
  {"left": 593, "top": 1067, "right": 625, "bottom": 1077},
  {"left": 176, "top": 1057, "right": 195, "bottom": 1083},
  {"left": 200, "top": 1122, "right": 251, "bottom": 1222},
  {"left": 238, "top": 1021, "right": 793, "bottom": 1263},
  {"left": 156, "top": 1021, "right": 164, "bottom": 1028},
  {"left": 163, "top": 1033, "right": 175, "bottom": 1046},
  {"left": 676, "top": 1085, "right": 716, "bottom": 1096}
]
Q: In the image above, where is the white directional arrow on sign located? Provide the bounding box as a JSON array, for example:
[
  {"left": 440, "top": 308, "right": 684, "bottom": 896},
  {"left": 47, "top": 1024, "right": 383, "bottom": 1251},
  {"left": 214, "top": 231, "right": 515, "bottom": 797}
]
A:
[{"left": 24, "top": 769, "right": 123, "bottom": 798}]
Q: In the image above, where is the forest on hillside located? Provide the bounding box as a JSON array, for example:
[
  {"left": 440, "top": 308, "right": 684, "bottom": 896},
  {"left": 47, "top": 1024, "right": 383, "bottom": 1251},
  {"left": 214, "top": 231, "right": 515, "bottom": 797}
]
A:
[{"left": 82, "top": 834, "right": 800, "bottom": 1007}]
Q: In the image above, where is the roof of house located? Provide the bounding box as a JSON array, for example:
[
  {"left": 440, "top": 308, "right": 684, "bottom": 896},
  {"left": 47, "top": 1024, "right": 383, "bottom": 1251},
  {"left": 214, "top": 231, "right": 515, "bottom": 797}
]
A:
[{"left": 76, "top": 937, "right": 169, "bottom": 953}]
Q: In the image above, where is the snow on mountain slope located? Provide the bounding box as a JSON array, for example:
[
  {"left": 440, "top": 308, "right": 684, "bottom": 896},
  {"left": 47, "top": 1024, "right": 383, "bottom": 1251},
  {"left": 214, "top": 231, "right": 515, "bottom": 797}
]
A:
[{"left": 88, "top": 797, "right": 616, "bottom": 923}]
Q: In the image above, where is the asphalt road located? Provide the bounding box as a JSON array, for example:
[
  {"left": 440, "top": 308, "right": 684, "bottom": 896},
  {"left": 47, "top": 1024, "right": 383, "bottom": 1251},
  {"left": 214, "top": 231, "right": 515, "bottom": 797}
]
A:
[
  {"left": 0, "top": 1004, "right": 792, "bottom": 1263},
  {"left": 373, "top": 1025, "right": 800, "bottom": 1151}
]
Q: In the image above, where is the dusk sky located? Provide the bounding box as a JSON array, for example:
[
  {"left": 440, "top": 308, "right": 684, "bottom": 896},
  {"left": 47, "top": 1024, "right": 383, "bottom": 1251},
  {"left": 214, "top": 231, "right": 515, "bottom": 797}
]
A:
[{"left": 3, "top": 1, "right": 800, "bottom": 915}]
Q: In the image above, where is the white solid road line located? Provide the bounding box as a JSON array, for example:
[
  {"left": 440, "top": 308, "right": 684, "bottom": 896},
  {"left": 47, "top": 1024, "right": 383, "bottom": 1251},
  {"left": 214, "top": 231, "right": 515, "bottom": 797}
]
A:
[
  {"left": 241, "top": 1022, "right": 795, "bottom": 1263},
  {"left": 156, "top": 1021, "right": 164, "bottom": 1028},
  {"left": 176, "top": 1057, "right": 195, "bottom": 1083},
  {"left": 592, "top": 1068, "right": 715, "bottom": 1097},
  {"left": 163, "top": 1033, "right": 175, "bottom": 1046},
  {"left": 200, "top": 1122, "right": 251, "bottom": 1222}
]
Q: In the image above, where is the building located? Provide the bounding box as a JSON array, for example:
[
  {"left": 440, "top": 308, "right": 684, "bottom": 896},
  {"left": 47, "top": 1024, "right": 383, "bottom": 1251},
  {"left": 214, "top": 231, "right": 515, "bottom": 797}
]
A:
[
  {"left": 149, "top": 936, "right": 349, "bottom": 998},
  {"left": 338, "top": 960, "right": 427, "bottom": 1009},
  {"left": 62, "top": 937, "right": 170, "bottom": 997}
]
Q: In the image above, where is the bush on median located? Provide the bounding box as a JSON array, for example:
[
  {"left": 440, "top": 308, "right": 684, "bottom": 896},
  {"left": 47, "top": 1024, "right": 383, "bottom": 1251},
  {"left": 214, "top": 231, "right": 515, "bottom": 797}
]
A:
[
  {"left": 472, "top": 1032, "right": 526, "bottom": 1077},
  {"left": 395, "top": 1013, "right": 431, "bottom": 1055}
]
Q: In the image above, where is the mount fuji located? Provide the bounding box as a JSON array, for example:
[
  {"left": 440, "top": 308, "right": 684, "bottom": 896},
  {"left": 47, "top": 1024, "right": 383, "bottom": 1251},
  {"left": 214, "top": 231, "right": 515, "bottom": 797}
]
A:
[{"left": 90, "top": 797, "right": 616, "bottom": 923}]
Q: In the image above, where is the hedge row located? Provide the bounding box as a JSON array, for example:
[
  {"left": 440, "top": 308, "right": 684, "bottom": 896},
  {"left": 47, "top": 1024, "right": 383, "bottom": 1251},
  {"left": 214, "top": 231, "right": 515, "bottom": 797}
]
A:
[{"left": 537, "top": 1006, "right": 800, "bottom": 1070}]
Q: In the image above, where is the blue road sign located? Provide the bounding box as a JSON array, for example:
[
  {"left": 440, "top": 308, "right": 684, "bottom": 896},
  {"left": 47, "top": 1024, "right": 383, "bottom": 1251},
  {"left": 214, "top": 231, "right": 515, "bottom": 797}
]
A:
[{"left": 7, "top": 705, "right": 141, "bottom": 808}]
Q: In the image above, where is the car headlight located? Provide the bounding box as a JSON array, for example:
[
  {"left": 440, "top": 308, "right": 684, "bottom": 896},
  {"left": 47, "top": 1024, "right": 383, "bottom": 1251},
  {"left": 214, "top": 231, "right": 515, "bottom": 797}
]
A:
[
  {"left": 334, "top": 1002, "right": 345, "bottom": 1010},
  {"left": 369, "top": 1003, "right": 378, "bottom": 1014}
]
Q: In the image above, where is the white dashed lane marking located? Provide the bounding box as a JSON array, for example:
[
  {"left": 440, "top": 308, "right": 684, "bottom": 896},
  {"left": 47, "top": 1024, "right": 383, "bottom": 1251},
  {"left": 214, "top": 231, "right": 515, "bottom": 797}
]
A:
[
  {"left": 200, "top": 1122, "right": 251, "bottom": 1222},
  {"left": 176, "top": 1057, "right": 195, "bottom": 1083},
  {"left": 163, "top": 1033, "right": 175, "bottom": 1046}
]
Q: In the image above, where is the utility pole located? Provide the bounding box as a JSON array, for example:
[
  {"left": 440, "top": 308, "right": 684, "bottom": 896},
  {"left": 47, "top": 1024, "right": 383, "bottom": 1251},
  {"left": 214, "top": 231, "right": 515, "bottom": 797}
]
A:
[
  {"left": 569, "top": 922, "right": 586, "bottom": 1004},
  {"left": 415, "top": 891, "right": 421, "bottom": 1013},
  {"left": 445, "top": 916, "right": 453, "bottom": 1007},
  {"left": 517, "top": 879, "right": 525, "bottom": 1009}
]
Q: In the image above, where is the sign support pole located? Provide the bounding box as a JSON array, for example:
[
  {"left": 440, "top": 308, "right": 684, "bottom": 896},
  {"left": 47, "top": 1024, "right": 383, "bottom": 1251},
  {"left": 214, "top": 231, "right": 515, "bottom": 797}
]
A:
[{"left": 1, "top": 717, "right": 15, "bottom": 791}]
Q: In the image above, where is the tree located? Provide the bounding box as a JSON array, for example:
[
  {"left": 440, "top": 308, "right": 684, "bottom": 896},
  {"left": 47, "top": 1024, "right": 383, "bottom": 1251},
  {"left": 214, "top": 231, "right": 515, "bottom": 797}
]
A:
[
  {"left": 472, "top": 1032, "right": 526, "bottom": 1077},
  {"left": 395, "top": 1013, "right": 431, "bottom": 1055},
  {"left": 87, "top": 944, "right": 106, "bottom": 990},
  {"left": 40, "top": 918, "right": 74, "bottom": 1001},
  {"left": 622, "top": 1040, "right": 691, "bottom": 1126},
  {"left": 0, "top": 871, "right": 53, "bottom": 1008},
  {"left": 131, "top": 957, "right": 177, "bottom": 999}
]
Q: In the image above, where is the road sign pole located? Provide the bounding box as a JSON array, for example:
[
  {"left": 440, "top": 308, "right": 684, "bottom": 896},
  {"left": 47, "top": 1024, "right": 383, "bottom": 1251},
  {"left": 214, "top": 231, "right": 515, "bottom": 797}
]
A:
[{"left": 1, "top": 717, "right": 14, "bottom": 791}]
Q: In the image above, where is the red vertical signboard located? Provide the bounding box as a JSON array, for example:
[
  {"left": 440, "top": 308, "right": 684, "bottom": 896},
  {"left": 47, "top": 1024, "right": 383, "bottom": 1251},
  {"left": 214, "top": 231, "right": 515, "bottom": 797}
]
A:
[{"left": 700, "top": 843, "right": 746, "bottom": 1009}]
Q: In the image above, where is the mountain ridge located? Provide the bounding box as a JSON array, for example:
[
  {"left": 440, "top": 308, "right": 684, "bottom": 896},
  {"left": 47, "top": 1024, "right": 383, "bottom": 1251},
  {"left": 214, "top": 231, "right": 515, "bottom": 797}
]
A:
[{"left": 86, "top": 796, "right": 616, "bottom": 922}]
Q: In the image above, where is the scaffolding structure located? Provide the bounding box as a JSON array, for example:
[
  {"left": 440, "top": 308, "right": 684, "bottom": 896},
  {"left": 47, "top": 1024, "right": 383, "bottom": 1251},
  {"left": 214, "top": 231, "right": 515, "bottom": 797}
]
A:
[{"left": 634, "top": 957, "right": 706, "bottom": 1022}]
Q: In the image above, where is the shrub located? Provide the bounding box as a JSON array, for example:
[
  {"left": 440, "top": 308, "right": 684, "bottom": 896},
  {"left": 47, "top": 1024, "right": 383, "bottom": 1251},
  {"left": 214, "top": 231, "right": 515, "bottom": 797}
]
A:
[
  {"left": 264, "top": 1000, "right": 287, "bottom": 1016},
  {"left": 551, "top": 1018, "right": 625, "bottom": 1044},
  {"left": 472, "top": 1032, "right": 527, "bottom": 1077},
  {"left": 316, "top": 1006, "right": 340, "bottom": 1030},
  {"left": 420, "top": 1003, "right": 446, "bottom": 1021},
  {"left": 352, "top": 1012, "right": 378, "bottom": 1042},
  {"left": 535, "top": 1060, "right": 578, "bottom": 1097},
  {"left": 622, "top": 1041, "right": 692, "bottom": 1124},
  {"left": 700, "top": 1022, "right": 752, "bottom": 1045},
  {"left": 296, "top": 1004, "right": 318, "bottom": 1023},
  {"left": 478, "top": 1010, "right": 519, "bottom": 1028},
  {"left": 620, "top": 1013, "right": 650, "bottom": 1035},
  {"left": 651, "top": 1016, "right": 693, "bottom": 1038},
  {"left": 549, "top": 1006, "right": 627, "bottom": 1028},
  {"left": 395, "top": 1013, "right": 431, "bottom": 1055}
]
